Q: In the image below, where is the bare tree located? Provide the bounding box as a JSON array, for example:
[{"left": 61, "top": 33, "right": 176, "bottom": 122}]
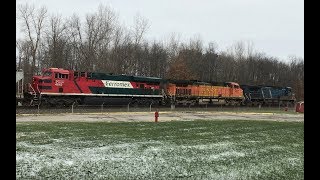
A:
[
  {"left": 66, "top": 14, "right": 83, "bottom": 70},
  {"left": 287, "top": 56, "right": 304, "bottom": 101},
  {"left": 148, "top": 41, "right": 168, "bottom": 77},
  {"left": 203, "top": 42, "right": 219, "bottom": 82},
  {"left": 132, "top": 13, "right": 150, "bottom": 45},
  {"left": 16, "top": 39, "right": 34, "bottom": 82},
  {"left": 17, "top": 3, "right": 47, "bottom": 76},
  {"left": 123, "top": 14, "right": 150, "bottom": 75},
  {"left": 42, "top": 14, "right": 68, "bottom": 68},
  {"left": 165, "top": 33, "right": 182, "bottom": 62},
  {"left": 83, "top": 4, "right": 117, "bottom": 71}
]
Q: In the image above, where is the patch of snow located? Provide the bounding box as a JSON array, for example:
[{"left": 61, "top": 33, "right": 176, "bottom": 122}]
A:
[{"left": 209, "top": 151, "right": 246, "bottom": 160}]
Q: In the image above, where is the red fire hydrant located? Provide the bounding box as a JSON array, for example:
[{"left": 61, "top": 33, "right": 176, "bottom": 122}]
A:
[{"left": 155, "top": 110, "right": 159, "bottom": 123}]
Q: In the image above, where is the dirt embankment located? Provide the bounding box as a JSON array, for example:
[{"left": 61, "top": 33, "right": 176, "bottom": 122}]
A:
[{"left": 16, "top": 111, "right": 304, "bottom": 123}]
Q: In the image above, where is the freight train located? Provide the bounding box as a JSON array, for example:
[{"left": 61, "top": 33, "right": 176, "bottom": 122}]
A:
[{"left": 17, "top": 68, "right": 295, "bottom": 107}]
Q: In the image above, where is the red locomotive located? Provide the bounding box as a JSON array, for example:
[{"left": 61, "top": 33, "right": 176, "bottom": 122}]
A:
[{"left": 26, "top": 68, "right": 163, "bottom": 106}]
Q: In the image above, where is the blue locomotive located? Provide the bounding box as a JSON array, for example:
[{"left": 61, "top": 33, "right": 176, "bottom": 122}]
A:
[{"left": 240, "top": 85, "right": 296, "bottom": 106}]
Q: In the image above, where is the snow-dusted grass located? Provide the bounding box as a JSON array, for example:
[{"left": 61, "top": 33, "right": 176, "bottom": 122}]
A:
[{"left": 16, "top": 120, "right": 304, "bottom": 179}]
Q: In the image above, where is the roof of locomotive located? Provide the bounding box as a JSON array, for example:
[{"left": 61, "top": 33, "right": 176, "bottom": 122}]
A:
[
  {"left": 165, "top": 79, "right": 236, "bottom": 87},
  {"left": 240, "top": 84, "right": 292, "bottom": 89},
  {"left": 90, "top": 72, "right": 162, "bottom": 83},
  {"left": 47, "top": 68, "right": 69, "bottom": 74},
  {"left": 44, "top": 68, "right": 162, "bottom": 83}
]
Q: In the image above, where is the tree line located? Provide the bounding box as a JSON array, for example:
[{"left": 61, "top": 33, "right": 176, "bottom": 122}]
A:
[{"left": 16, "top": 3, "right": 304, "bottom": 101}]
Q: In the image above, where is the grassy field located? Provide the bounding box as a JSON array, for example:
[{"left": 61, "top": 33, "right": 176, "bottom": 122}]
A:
[{"left": 16, "top": 120, "right": 304, "bottom": 179}]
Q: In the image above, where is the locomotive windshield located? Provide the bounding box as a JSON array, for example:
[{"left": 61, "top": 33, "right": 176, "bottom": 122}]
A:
[
  {"left": 285, "top": 87, "right": 292, "bottom": 95},
  {"left": 42, "top": 71, "right": 52, "bottom": 77}
]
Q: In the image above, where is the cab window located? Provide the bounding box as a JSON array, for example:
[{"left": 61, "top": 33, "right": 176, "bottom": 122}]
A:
[
  {"left": 55, "top": 73, "right": 69, "bottom": 79},
  {"left": 74, "top": 72, "right": 79, "bottom": 78}
]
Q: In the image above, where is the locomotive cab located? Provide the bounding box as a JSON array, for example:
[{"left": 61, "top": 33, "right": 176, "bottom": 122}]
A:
[
  {"left": 225, "top": 82, "right": 243, "bottom": 98},
  {"left": 30, "top": 68, "right": 72, "bottom": 94},
  {"left": 283, "top": 87, "right": 296, "bottom": 101},
  {"left": 284, "top": 87, "right": 292, "bottom": 96}
]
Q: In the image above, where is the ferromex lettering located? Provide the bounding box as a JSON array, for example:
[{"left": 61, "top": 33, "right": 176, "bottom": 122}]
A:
[{"left": 102, "top": 80, "right": 133, "bottom": 88}]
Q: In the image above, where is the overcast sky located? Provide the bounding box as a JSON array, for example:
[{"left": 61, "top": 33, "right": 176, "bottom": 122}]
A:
[{"left": 16, "top": 0, "right": 304, "bottom": 61}]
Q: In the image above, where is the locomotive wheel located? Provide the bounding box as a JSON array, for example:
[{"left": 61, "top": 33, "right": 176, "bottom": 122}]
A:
[
  {"left": 39, "top": 100, "right": 51, "bottom": 108},
  {"left": 253, "top": 102, "right": 259, "bottom": 107},
  {"left": 131, "top": 100, "right": 139, "bottom": 108},
  {"left": 72, "top": 100, "right": 79, "bottom": 107},
  {"left": 56, "top": 101, "right": 65, "bottom": 108}
]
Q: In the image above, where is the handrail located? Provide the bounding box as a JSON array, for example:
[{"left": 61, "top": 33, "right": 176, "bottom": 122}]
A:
[
  {"left": 36, "top": 84, "right": 40, "bottom": 94},
  {"left": 36, "top": 84, "right": 42, "bottom": 99},
  {"left": 29, "top": 83, "right": 36, "bottom": 94}
]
